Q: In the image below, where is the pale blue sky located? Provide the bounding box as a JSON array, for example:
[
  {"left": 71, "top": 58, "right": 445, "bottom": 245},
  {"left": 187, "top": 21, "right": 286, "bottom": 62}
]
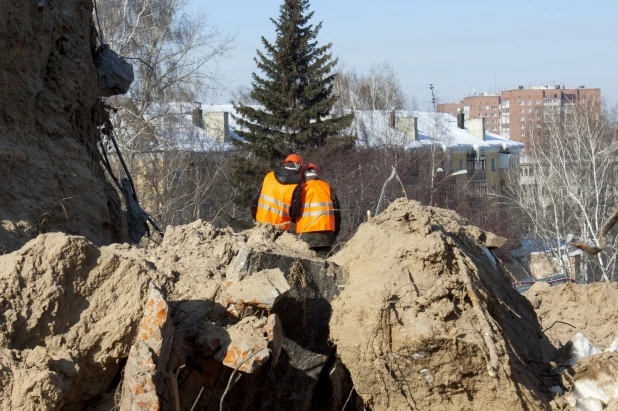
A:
[{"left": 187, "top": 0, "right": 617, "bottom": 110}]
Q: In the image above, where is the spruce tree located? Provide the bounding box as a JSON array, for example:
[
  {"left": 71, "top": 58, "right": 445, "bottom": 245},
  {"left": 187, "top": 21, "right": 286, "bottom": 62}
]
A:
[{"left": 233, "top": 0, "right": 353, "bottom": 164}]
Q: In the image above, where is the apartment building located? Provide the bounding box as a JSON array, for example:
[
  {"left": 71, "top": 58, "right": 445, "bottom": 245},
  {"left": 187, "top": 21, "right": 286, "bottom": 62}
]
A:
[
  {"left": 499, "top": 86, "right": 600, "bottom": 146},
  {"left": 437, "top": 85, "right": 601, "bottom": 146}
]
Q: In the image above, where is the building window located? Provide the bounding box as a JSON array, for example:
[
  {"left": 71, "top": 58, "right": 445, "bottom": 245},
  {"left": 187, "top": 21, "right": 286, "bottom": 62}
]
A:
[
  {"left": 536, "top": 124, "right": 541, "bottom": 128},
  {"left": 486, "top": 105, "right": 489, "bottom": 110},
  {"left": 520, "top": 108, "right": 524, "bottom": 113},
  {"left": 478, "top": 106, "right": 482, "bottom": 110},
  {"left": 528, "top": 108, "right": 532, "bottom": 113},
  {"left": 520, "top": 124, "right": 525, "bottom": 128},
  {"left": 520, "top": 116, "right": 525, "bottom": 121},
  {"left": 535, "top": 107, "right": 540, "bottom": 112},
  {"left": 521, "top": 131, "right": 525, "bottom": 136},
  {"left": 536, "top": 115, "right": 540, "bottom": 120},
  {"left": 467, "top": 154, "right": 486, "bottom": 172},
  {"left": 485, "top": 113, "right": 488, "bottom": 117},
  {"left": 528, "top": 100, "right": 532, "bottom": 105},
  {"left": 517, "top": 100, "right": 523, "bottom": 105},
  {"left": 535, "top": 100, "right": 540, "bottom": 104},
  {"left": 491, "top": 158, "right": 496, "bottom": 171}
]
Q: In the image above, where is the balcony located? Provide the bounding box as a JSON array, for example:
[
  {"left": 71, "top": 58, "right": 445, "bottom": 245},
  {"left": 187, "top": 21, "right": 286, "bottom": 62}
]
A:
[
  {"left": 467, "top": 155, "right": 487, "bottom": 181},
  {"left": 543, "top": 98, "right": 561, "bottom": 105}
]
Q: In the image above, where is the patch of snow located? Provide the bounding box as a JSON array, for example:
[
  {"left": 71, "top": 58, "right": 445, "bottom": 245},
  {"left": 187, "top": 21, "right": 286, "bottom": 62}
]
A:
[
  {"left": 570, "top": 333, "right": 601, "bottom": 365},
  {"left": 575, "top": 397, "right": 604, "bottom": 411},
  {"left": 605, "top": 337, "right": 618, "bottom": 353},
  {"left": 481, "top": 246, "right": 496, "bottom": 266},
  {"left": 573, "top": 379, "right": 611, "bottom": 404},
  {"left": 419, "top": 368, "right": 434, "bottom": 384},
  {"left": 548, "top": 385, "right": 564, "bottom": 395}
]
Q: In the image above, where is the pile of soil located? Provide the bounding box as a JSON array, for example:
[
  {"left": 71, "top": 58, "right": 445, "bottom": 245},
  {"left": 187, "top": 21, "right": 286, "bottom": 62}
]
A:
[
  {"left": 0, "top": 220, "right": 317, "bottom": 410},
  {"left": 0, "top": 233, "right": 172, "bottom": 409},
  {"left": 525, "top": 282, "right": 618, "bottom": 350},
  {"left": 0, "top": 0, "right": 122, "bottom": 254},
  {"left": 330, "top": 199, "right": 553, "bottom": 410}
]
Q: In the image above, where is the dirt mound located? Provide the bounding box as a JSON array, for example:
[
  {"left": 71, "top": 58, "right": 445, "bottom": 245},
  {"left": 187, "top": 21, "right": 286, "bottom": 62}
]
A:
[
  {"left": 0, "top": 0, "right": 122, "bottom": 253},
  {"left": 526, "top": 282, "right": 618, "bottom": 350},
  {"left": 147, "top": 220, "right": 314, "bottom": 329},
  {"left": 0, "top": 233, "right": 171, "bottom": 410},
  {"left": 330, "top": 199, "right": 552, "bottom": 410}
]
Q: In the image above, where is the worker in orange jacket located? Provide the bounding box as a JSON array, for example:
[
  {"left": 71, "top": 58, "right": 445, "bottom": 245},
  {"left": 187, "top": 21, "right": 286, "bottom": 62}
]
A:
[
  {"left": 291, "top": 163, "right": 340, "bottom": 254},
  {"left": 251, "top": 154, "right": 303, "bottom": 230}
]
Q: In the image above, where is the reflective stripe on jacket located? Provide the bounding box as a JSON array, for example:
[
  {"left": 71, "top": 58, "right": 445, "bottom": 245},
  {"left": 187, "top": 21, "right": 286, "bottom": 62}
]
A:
[
  {"left": 255, "top": 171, "right": 297, "bottom": 230},
  {"left": 295, "top": 180, "right": 335, "bottom": 234}
]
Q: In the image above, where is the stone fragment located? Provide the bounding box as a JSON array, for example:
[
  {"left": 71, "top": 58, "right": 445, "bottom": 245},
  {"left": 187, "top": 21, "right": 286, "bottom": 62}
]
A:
[
  {"left": 214, "top": 317, "right": 270, "bottom": 373},
  {"left": 120, "top": 283, "right": 174, "bottom": 411},
  {"left": 221, "top": 268, "right": 290, "bottom": 317},
  {"left": 265, "top": 314, "right": 283, "bottom": 368}
]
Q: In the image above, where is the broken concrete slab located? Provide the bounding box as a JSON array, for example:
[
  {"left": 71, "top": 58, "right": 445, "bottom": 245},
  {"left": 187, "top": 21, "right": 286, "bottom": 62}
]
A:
[
  {"left": 214, "top": 317, "right": 271, "bottom": 373},
  {"left": 120, "top": 284, "right": 174, "bottom": 411},
  {"left": 221, "top": 268, "right": 290, "bottom": 317},
  {"left": 265, "top": 314, "right": 283, "bottom": 368},
  {"left": 217, "top": 249, "right": 349, "bottom": 410},
  {"left": 226, "top": 248, "right": 347, "bottom": 299}
]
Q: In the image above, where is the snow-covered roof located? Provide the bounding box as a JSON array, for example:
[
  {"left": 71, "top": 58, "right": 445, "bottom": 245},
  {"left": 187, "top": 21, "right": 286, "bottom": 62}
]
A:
[
  {"left": 348, "top": 110, "right": 524, "bottom": 153},
  {"left": 140, "top": 104, "right": 523, "bottom": 154},
  {"left": 142, "top": 103, "right": 247, "bottom": 152}
]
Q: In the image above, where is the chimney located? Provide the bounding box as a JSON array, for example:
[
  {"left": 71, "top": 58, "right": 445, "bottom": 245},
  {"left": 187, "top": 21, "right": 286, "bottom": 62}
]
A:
[
  {"left": 518, "top": 85, "right": 524, "bottom": 90},
  {"left": 192, "top": 102, "right": 204, "bottom": 129},
  {"left": 467, "top": 118, "right": 486, "bottom": 140},
  {"left": 456, "top": 108, "right": 465, "bottom": 129},
  {"left": 397, "top": 115, "right": 418, "bottom": 141},
  {"left": 204, "top": 111, "right": 230, "bottom": 143}
]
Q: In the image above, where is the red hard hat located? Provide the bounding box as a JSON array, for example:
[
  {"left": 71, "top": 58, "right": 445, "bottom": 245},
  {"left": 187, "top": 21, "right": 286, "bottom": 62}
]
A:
[
  {"left": 284, "top": 154, "right": 303, "bottom": 167},
  {"left": 303, "top": 163, "right": 320, "bottom": 176}
]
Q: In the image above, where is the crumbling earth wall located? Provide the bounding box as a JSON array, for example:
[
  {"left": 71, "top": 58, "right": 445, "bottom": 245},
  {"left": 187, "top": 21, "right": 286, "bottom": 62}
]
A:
[
  {"left": 330, "top": 199, "right": 555, "bottom": 410},
  {"left": 0, "top": 0, "right": 123, "bottom": 253}
]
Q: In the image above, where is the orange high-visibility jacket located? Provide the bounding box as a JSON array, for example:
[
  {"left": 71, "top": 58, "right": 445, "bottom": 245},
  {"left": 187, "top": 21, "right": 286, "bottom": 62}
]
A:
[
  {"left": 295, "top": 180, "right": 335, "bottom": 234},
  {"left": 255, "top": 171, "right": 297, "bottom": 230}
]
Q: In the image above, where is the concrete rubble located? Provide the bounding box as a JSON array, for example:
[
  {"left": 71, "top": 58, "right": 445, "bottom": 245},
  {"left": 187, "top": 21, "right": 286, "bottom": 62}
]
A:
[
  {"left": 221, "top": 268, "right": 291, "bottom": 317},
  {"left": 120, "top": 284, "right": 174, "bottom": 411}
]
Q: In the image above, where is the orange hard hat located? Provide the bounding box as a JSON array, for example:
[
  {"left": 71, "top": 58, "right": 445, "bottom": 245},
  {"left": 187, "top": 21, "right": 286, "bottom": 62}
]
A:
[
  {"left": 284, "top": 154, "right": 303, "bottom": 166},
  {"left": 303, "top": 163, "right": 320, "bottom": 177}
]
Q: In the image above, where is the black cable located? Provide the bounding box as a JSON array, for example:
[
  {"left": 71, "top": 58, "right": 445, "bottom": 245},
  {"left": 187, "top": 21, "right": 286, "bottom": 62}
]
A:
[
  {"left": 109, "top": 130, "right": 138, "bottom": 203},
  {"left": 92, "top": 0, "right": 104, "bottom": 46}
]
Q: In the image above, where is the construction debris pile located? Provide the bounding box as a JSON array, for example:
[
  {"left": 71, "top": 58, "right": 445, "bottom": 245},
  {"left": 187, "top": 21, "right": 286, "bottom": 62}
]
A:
[{"left": 1, "top": 200, "right": 616, "bottom": 410}]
